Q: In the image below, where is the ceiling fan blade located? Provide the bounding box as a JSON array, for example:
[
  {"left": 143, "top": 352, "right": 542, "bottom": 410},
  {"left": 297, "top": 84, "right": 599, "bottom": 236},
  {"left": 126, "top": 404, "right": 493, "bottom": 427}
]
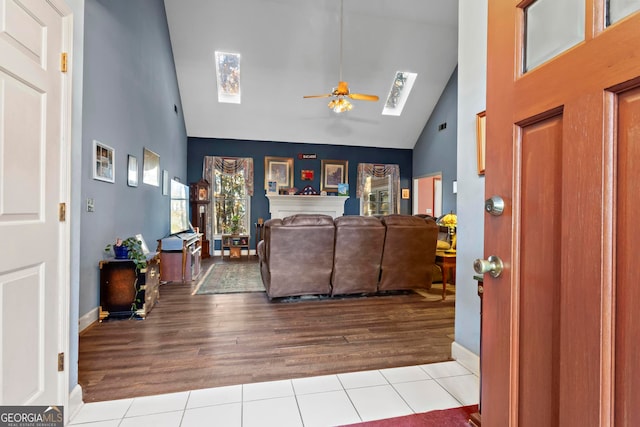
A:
[
  {"left": 349, "top": 93, "right": 380, "bottom": 101},
  {"left": 303, "top": 94, "right": 333, "bottom": 99}
]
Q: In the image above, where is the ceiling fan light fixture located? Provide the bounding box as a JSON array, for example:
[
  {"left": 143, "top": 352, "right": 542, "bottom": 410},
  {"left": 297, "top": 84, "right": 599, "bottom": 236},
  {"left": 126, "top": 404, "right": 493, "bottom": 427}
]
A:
[
  {"left": 303, "top": 0, "right": 378, "bottom": 112},
  {"left": 329, "top": 97, "right": 353, "bottom": 113}
]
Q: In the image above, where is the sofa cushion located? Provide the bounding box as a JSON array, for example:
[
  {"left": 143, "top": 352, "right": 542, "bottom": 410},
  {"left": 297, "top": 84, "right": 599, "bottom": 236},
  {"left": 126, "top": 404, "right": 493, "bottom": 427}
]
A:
[
  {"left": 260, "top": 214, "right": 335, "bottom": 298},
  {"left": 378, "top": 214, "right": 438, "bottom": 291},
  {"left": 332, "top": 216, "right": 386, "bottom": 295},
  {"left": 281, "top": 214, "right": 335, "bottom": 226}
]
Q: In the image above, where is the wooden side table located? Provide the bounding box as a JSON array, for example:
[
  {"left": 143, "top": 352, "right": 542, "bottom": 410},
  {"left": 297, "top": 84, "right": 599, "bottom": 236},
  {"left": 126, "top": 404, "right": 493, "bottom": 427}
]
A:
[
  {"left": 435, "top": 250, "right": 457, "bottom": 300},
  {"left": 221, "top": 234, "right": 250, "bottom": 260}
]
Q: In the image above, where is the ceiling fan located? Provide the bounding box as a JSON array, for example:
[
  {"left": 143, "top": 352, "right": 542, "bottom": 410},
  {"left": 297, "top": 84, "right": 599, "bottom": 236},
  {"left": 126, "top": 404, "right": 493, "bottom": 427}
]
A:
[{"left": 303, "top": 0, "right": 379, "bottom": 113}]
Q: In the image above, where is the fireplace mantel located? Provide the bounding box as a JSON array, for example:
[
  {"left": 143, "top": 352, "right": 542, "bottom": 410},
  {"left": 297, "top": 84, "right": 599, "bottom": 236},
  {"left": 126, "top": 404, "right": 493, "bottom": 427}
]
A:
[{"left": 266, "top": 194, "right": 347, "bottom": 219}]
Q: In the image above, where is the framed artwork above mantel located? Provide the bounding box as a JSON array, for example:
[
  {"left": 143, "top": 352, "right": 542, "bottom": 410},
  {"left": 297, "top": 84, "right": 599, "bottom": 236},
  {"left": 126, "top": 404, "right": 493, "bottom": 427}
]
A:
[
  {"left": 264, "top": 156, "right": 293, "bottom": 191},
  {"left": 321, "top": 159, "right": 348, "bottom": 193}
]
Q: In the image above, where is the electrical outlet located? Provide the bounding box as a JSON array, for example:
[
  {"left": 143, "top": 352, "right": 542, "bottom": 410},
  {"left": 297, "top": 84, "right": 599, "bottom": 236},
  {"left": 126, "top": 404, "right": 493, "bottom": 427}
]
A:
[
  {"left": 426, "top": 208, "right": 432, "bottom": 214},
  {"left": 87, "top": 198, "right": 94, "bottom": 212}
]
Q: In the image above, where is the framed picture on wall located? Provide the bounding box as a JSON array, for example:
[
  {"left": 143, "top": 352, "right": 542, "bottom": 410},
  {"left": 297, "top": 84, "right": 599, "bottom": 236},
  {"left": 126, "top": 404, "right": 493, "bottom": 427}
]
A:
[
  {"left": 127, "top": 155, "right": 138, "bottom": 187},
  {"left": 321, "top": 159, "right": 348, "bottom": 193},
  {"left": 162, "top": 170, "right": 169, "bottom": 195},
  {"left": 93, "top": 140, "right": 115, "bottom": 183},
  {"left": 264, "top": 156, "right": 293, "bottom": 190},
  {"left": 476, "top": 110, "right": 486, "bottom": 176},
  {"left": 143, "top": 147, "right": 160, "bottom": 186}
]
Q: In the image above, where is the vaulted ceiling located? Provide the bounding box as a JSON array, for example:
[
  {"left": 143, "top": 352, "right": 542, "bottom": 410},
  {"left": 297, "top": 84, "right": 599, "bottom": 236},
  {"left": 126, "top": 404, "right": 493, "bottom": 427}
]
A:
[{"left": 164, "top": 0, "right": 458, "bottom": 149}]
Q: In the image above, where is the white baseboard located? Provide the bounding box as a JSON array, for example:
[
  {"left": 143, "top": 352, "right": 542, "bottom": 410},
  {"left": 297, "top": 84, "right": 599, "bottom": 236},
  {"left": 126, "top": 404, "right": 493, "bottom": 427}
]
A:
[
  {"left": 67, "top": 384, "right": 84, "bottom": 424},
  {"left": 79, "top": 307, "right": 99, "bottom": 332},
  {"left": 451, "top": 341, "right": 480, "bottom": 377}
]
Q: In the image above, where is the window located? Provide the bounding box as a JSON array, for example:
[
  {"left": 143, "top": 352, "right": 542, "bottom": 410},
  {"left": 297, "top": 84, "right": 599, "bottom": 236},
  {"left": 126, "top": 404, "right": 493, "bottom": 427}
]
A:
[
  {"left": 213, "top": 168, "right": 250, "bottom": 235},
  {"left": 203, "top": 157, "right": 254, "bottom": 238},
  {"left": 357, "top": 163, "right": 401, "bottom": 216}
]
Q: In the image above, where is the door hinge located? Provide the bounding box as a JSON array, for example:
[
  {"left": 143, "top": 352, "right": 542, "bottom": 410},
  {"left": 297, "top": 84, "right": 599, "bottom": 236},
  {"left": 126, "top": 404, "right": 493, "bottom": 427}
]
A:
[
  {"left": 60, "top": 52, "right": 68, "bottom": 73},
  {"left": 59, "top": 203, "right": 66, "bottom": 222},
  {"left": 57, "top": 353, "right": 64, "bottom": 371}
]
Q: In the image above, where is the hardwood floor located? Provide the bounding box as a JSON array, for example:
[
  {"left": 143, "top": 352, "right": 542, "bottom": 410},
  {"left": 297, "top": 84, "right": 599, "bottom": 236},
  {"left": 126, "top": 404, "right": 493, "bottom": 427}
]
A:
[{"left": 79, "top": 257, "right": 455, "bottom": 402}]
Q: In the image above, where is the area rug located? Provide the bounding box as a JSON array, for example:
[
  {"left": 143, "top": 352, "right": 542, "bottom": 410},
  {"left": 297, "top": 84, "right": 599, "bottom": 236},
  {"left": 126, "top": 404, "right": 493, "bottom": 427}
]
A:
[
  {"left": 341, "top": 405, "right": 478, "bottom": 427},
  {"left": 192, "top": 262, "right": 265, "bottom": 295},
  {"left": 415, "top": 281, "right": 456, "bottom": 302}
]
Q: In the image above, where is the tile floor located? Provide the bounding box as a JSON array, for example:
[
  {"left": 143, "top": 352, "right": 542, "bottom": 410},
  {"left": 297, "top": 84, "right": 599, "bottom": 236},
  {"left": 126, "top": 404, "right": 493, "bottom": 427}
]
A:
[{"left": 69, "top": 361, "right": 478, "bottom": 427}]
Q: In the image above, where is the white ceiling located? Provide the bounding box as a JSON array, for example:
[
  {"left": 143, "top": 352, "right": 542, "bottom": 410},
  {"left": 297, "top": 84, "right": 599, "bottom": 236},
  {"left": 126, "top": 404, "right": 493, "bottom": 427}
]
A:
[{"left": 164, "top": 0, "right": 458, "bottom": 149}]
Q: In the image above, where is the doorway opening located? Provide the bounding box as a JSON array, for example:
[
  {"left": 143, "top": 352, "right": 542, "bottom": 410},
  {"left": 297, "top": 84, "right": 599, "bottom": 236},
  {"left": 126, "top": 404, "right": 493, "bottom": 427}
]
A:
[{"left": 413, "top": 173, "right": 442, "bottom": 217}]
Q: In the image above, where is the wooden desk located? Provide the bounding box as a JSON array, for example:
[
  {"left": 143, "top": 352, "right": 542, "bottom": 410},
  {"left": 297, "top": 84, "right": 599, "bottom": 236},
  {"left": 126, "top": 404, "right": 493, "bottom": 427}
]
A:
[{"left": 435, "top": 251, "right": 457, "bottom": 300}]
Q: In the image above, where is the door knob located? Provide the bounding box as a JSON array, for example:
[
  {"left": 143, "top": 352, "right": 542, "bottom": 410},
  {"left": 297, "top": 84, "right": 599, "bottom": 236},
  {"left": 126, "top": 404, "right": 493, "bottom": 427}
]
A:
[
  {"left": 484, "top": 196, "right": 505, "bottom": 216},
  {"left": 474, "top": 255, "right": 504, "bottom": 278}
]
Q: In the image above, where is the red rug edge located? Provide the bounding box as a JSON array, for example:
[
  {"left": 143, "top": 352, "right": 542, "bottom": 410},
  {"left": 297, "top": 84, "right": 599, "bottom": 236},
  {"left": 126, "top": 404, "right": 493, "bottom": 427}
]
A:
[{"left": 340, "top": 404, "right": 479, "bottom": 427}]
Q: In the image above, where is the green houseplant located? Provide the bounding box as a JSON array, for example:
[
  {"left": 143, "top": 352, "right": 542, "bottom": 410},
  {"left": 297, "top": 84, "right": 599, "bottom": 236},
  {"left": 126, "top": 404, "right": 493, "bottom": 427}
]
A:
[
  {"left": 104, "top": 236, "right": 147, "bottom": 272},
  {"left": 229, "top": 215, "right": 242, "bottom": 235}
]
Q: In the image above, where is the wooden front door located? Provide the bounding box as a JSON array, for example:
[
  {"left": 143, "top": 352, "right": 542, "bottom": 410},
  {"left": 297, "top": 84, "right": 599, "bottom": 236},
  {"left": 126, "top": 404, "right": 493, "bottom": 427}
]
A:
[{"left": 483, "top": 2, "right": 640, "bottom": 426}]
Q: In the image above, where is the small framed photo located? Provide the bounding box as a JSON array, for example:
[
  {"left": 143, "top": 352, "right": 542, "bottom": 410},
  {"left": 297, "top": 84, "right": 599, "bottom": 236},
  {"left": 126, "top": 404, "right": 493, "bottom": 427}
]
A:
[
  {"left": 301, "top": 169, "right": 314, "bottom": 180},
  {"left": 264, "top": 156, "right": 293, "bottom": 190},
  {"left": 476, "top": 110, "right": 486, "bottom": 176},
  {"left": 162, "top": 170, "right": 169, "bottom": 195},
  {"left": 127, "top": 155, "right": 138, "bottom": 187},
  {"left": 402, "top": 188, "right": 410, "bottom": 199},
  {"left": 321, "top": 159, "right": 348, "bottom": 193},
  {"left": 143, "top": 147, "right": 160, "bottom": 186},
  {"left": 93, "top": 140, "right": 115, "bottom": 183},
  {"left": 267, "top": 181, "right": 278, "bottom": 194}
]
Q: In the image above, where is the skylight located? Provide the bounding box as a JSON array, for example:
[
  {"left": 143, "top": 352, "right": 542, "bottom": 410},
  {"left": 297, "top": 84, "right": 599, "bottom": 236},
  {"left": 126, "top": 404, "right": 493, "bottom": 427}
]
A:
[
  {"left": 214, "top": 51, "right": 241, "bottom": 104},
  {"left": 382, "top": 71, "right": 417, "bottom": 116}
]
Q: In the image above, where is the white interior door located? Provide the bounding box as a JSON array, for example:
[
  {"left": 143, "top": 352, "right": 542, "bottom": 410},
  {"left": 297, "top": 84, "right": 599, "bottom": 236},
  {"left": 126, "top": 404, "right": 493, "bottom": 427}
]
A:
[{"left": 0, "top": 0, "right": 70, "bottom": 406}]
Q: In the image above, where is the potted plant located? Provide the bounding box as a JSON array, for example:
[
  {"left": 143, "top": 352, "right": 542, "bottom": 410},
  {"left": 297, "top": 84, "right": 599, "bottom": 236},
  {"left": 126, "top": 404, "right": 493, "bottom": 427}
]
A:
[
  {"left": 104, "top": 236, "right": 147, "bottom": 272},
  {"left": 229, "top": 215, "right": 242, "bottom": 235}
]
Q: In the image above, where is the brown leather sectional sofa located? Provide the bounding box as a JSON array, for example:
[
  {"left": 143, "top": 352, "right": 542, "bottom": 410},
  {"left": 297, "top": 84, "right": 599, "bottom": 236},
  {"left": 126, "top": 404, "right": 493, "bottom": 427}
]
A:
[{"left": 257, "top": 213, "right": 439, "bottom": 299}]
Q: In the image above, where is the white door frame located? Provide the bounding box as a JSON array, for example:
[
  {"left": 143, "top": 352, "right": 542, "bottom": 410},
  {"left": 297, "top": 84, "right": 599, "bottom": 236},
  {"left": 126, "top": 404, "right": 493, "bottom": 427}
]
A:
[
  {"left": 412, "top": 172, "right": 443, "bottom": 216},
  {"left": 0, "top": 0, "right": 73, "bottom": 418}
]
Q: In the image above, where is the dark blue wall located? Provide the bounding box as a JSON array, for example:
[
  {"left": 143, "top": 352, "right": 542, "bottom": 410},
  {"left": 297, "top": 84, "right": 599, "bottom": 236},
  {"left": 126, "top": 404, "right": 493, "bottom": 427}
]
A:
[
  {"left": 187, "top": 138, "right": 413, "bottom": 246},
  {"left": 413, "top": 67, "right": 458, "bottom": 214},
  {"left": 79, "top": 0, "right": 187, "bottom": 316}
]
